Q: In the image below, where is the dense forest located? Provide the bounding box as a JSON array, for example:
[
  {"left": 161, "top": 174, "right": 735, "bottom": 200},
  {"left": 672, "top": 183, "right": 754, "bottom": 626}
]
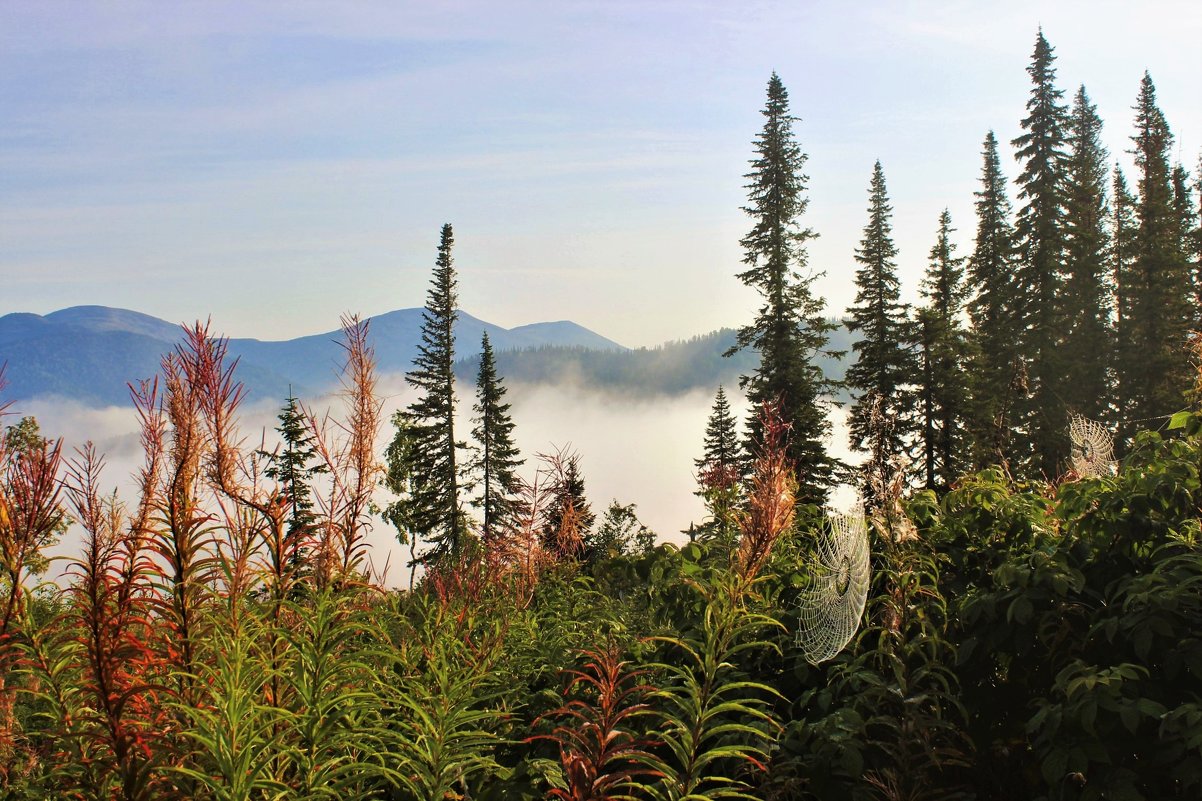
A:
[{"left": 2, "top": 30, "right": 1201, "bottom": 801}]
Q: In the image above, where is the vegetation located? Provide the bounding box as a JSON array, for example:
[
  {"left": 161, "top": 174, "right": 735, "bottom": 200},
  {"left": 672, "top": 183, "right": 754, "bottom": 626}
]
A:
[
  {"left": 2, "top": 28, "right": 1201, "bottom": 801},
  {"left": 2, "top": 325, "right": 1202, "bottom": 799}
]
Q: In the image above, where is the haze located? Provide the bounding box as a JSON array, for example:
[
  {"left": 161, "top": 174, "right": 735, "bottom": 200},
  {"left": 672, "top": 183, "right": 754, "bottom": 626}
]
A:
[{"left": 17, "top": 377, "right": 858, "bottom": 584}]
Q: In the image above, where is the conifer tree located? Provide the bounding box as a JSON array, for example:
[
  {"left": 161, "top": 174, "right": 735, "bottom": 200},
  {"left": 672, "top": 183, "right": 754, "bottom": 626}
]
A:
[
  {"left": 1121, "top": 74, "right": 1192, "bottom": 431},
  {"left": 915, "top": 210, "right": 973, "bottom": 491},
  {"left": 541, "top": 453, "right": 594, "bottom": 560},
  {"left": 694, "top": 385, "right": 742, "bottom": 543},
  {"left": 381, "top": 410, "right": 421, "bottom": 587},
  {"left": 260, "top": 393, "right": 327, "bottom": 563},
  {"left": 845, "top": 161, "right": 915, "bottom": 500},
  {"left": 401, "top": 223, "right": 467, "bottom": 563},
  {"left": 727, "top": 73, "right": 839, "bottom": 506},
  {"left": 1012, "top": 28, "right": 1070, "bottom": 476},
  {"left": 696, "top": 385, "right": 742, "bottom": 474},
  {"left": 1193, "top": 157, "right": 1202, "bottom": 323},
  {"left": 1112, "top": 165, "right": 1138, "bottom": 435},
  {"left": 967, "top": 131, "right": 1022, "bottom": 470},
  {"left": 1060, "top": 85, "right": 1114, "bottom": 422},
  {"left": 1171, "top": 163, "right": 1200, "bottom": 329},
  {"left": 467, "top": 332, "right": 524, "bottom": 547}
]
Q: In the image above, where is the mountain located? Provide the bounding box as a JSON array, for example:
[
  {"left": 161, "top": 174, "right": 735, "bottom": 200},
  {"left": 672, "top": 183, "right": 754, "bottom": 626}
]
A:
[
  {"left": 0, "top": 305, "right": 625, "bottom": 407},
  {"left": 0, "top": 305, "right": 855, "bottom": 408}
]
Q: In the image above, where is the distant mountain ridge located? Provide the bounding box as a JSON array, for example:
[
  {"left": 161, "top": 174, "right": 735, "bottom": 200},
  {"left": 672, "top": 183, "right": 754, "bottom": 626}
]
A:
[
  {"left": 454, "top": 327, "right": 852, "bottom": 399},
  {"left": 0, "top": 306, "right": 625, "bottom": 406},
  {"left": 0, "top": 305, "right": 854, "bottom": 408}
]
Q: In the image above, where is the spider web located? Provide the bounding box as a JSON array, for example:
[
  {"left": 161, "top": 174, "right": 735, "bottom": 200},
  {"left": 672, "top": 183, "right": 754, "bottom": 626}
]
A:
[
  {"left": 796, "top": 508, "right": 871, "bottom": 665},
  {"left": 1068, "top": 415, "right": 1116, "bottom": 478}
]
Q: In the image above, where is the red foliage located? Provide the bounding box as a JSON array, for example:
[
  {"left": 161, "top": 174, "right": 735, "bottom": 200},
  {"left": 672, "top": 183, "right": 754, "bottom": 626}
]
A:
[
  {"left": 531, "top": 644, "right": 661, "bottom": 801},
  {"left": 734, "top": 401, "right": 797, "bottom": 584},
  {"left": 63, "top": 444, "right": 167, "bottom": 800}
]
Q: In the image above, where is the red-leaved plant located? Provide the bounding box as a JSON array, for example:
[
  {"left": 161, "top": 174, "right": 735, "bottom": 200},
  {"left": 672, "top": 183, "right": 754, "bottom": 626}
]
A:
[
  {"left": 733, "top": 401, "right": 797, "bottom": 586},
  {"left": 532, "top": 643, "right": 662, "bottom": 801}
]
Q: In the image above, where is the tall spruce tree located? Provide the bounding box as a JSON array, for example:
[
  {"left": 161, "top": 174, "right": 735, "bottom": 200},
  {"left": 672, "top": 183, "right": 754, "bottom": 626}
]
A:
[
  {"left": 845, "top": 160, "right": 915, "bottom": 501},
  {"left": 967, "top": 131, "right": 1022, "bottom": 471},
  {"left": 1112, "top": 165, "right": 1138, "bottom": 439},
  {"left": 1192, "top": 156, "right": 1202, "bottom": 324},
  {"left": 1171, "top": 163, "right": 1200, "bottom": 329},
  {"left": 1012, "top": 28, "right": 1070, "bottom": 476},
  {"left": 1193, "top": 156, "right": 1202, "bottom": 324},
  {"left": 401, "top": 223, "right": 467, "bottom": 563},
  {"left": 694, "top": 385, "right": 742, "bottom": 543},
  {"left": 467, "top": 332, "right": 524, "bottom": 546},
  {"left": 727, "top": 73, "right": 839, "bottom": 506},
  {"left": 1060, "top": 85, "right": 1114, "bottom": 422},
  {"left": 1121, "top": 74, "right": 1193, "bottom": 432},
  {"left": 915, "top": 210, "right": 973, "bottom": 491}
]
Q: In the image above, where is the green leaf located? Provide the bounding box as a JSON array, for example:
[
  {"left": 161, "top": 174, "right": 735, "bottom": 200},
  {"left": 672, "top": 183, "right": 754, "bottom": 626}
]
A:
[{"left": 1041, "top": 749, "right": 1068, "bottom": 786}]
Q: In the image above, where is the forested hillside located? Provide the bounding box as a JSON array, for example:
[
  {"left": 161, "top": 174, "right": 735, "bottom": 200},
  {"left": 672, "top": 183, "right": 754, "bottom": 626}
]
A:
[
  {"left": 1, "top": 29, "right": 1200, "bottom": 801},
  {"left": 452, "top": 327, "right": 852, "bottom": 399}
]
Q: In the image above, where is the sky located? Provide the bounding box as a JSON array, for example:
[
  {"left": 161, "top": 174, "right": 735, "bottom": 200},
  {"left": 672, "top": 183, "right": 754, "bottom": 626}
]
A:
[{"left": 2, "top": 0, "right": 1200, "bottom": 349}]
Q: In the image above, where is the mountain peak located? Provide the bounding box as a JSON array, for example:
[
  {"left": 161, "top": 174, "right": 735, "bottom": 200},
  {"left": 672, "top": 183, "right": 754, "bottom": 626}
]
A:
[{"left": 42, "top": 306, "right": 185, "bottom": 342}]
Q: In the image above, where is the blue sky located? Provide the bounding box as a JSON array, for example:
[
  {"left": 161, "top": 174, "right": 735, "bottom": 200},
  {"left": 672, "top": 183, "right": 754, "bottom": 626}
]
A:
[{"left": 3, "top": 1, "right": 1199, "bottom": 347}]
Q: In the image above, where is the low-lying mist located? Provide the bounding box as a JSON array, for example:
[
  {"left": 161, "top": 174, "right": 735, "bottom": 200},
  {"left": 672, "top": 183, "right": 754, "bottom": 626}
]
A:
[{"left": 15, "top": 376, "right": 858, "bottom": 586}]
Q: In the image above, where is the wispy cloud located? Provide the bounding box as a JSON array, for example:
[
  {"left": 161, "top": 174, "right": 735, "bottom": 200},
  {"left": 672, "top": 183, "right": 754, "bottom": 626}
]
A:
[{"left": 4, "top": 1, "right": 1198, "bottom": 346}]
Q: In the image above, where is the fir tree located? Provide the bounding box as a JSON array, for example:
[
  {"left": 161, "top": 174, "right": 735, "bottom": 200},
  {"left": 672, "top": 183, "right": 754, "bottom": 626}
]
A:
[
  {"left": 1193, "top": 156, "right": 1202, "bottom": 323},
  {"left": 696, "top": 386, "right": 742, "bottom": 473},
  {"left": 1060, "top": 85, "right": 1114, "bottom": 422},
  {"left": 727, "top": 73, "right": 839, "bottom": 506},
  {"left": 1121, "top": 74, "right": 1192, "bottom": 433},
  {"left": 541, "top": 453, "right": 594, "bottom": 560},
  {"left": 915, "top": 210, "right": 973, "bottom": 491},
  {"left": 381, "top": 410, "right": 421, "bottom": 587},
  {"left": 966, "top": 131, "right": 1022, "bottom": 470},
  {"left": 1011, "top": 28, "right": 1070, "bottom": 476},
  {"left": 845, "top": 160, "right": 915, "bottom": 501},
  {"left": 401, "top": 223, "right": 467, "bottom": 563},
  {"left": 1170, "top": 163, "right": 1200, "bottom": 329},
  {"left": 260, "top": 393, "right": 327, "bottom": 564},
  {"left": 694, "top": 385, "right": 742, "bottom": 543},
  {"left": 467, "top": 332, "right": 524, "bottom": 547},
  {"left": 1112, "top": 164, "right": 1138, "bottom": 437}
]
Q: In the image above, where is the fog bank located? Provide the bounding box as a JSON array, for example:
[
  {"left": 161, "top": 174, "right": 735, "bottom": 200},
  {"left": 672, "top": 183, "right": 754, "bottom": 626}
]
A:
[{"left": 13, "top": 379, "right": 859, "bottom": 584}]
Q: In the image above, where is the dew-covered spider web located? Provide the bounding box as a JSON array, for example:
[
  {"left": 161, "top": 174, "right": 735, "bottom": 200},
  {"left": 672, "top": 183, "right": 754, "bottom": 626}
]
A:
[
  {"left": 796, "top": 508, "right": 871, "bottom": 665},
  {"left": 1068, "top": 415, "right": 1116, "bottom": 478}
]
